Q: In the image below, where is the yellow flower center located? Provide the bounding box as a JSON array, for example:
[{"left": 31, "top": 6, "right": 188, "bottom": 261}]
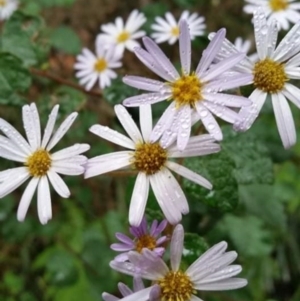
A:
[
  {"left": 117, "top": 31, "right": 130, "bottom": 43},
  {"left": 158, "top": 271, "right": 195, "bottom": 301},
  {"left": 135, "top": 234, "right": 157, "bottom": 253},
  {"left": 26, "top": 149, "right": 52, "bottom": 177},
  {"left": 170, "top": 74, "right": 203, "bottom": 108},
  {"left": 94, "top": 58, "right": 107, "bottom": 72},
  {"left": 269, "top": 0, "right": 288, "bottom": 11},
  {"left": 171, "top": 26, "right": 180, "bottom": 37},
  {"left": 133, "top": 142, "right": 168, "bottom": 175},
  {"left": 253, "top": 59, "right": 288, "bottom": 93},
  {"left": 0, "top": 0, "right": 6, "bottom": 7}
]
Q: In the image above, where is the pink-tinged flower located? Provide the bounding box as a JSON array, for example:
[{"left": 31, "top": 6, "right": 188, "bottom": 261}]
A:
[
  {"left": 123, "top": 20, "right": 252, "bottom": 151},
  {"left": 0, "top": 103, "right": 89, "bottom": 224},
  {"left": 97, "top": 10, "right": 146, "bottom": 57},
  {"left": 103, "top": 278, "right": 145, "bottom": 301},
  {"left": 244, "top": 0, "right": 300, "bottom": 31},
  {"left": 212, "top": 8, "right": 300, "bottom": 149},
  {"left": 85, "top": 104, "right": 220, "bottom": 226},
  {"left": 111, "top": 217, "right": 168, "bottom": 262},
  {"left": 108, "top": 224, "right": 248, "bottom": 301}
]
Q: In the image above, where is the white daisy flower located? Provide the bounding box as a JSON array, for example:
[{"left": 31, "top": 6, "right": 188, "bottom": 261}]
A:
[
  {"left": 151, "top": 11, "right": 206, "bottom": 44},
  {"left": 109, "top": 224, "right": 248, "bottom": 301},
  {"left": 74, "top": 41, "right": 122, "bottom": 91},
  {"left": 123, "top": 20, "right": 252, "bottom": 151},
  {"left": 0, "top": 103, "right": 90, "bottom": 224},
  {"left": 0, "top": 0, "right": 18, "bottom": 21},
  {"left": 244, "top": 0, "right": 300, "bottom": 30},
  {"left": 85, "top": 104, "right": 220, "bottom": 227},
  {"left": 97, "top": 10, "right": 146, "bottom": 57},
  {"left": 212, "top": 8, "right": 300, "bottom": 149},
  {"left": 234, "top": 37, "right": 258, "bottom": 62}
]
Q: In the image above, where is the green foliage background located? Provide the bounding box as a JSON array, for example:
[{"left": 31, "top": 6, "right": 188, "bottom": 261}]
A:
[{"left": 0, "top": 1, "right": 300, "bottom": 301}]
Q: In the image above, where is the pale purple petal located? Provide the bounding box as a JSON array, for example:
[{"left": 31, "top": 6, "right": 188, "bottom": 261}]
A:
[
  {"left": 170, "top": 224, "right": 184, "bottom": 271},
  {"left": 194, "top": 278, "right": 247, "bottom": 291},
  {"left": 179, "top": 20, "right": 191, "bottom": 75},
  {"left": 123, "top": 75, "right": 165, "bottom": 92},
  {"left": 123, "top": 92, "right": 171, "bottom": 107}
]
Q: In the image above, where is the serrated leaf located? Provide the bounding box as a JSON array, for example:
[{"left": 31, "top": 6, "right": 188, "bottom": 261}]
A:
[
  {"left": 222, "top": 126, "right": 274, "bottom": 185},
  {"left": 239, "top": 184, "right": 287, "bottom": 230},
  {"left": 217, "top": 215, "right": 273, "bottom": 257},
  {"left": 183, "top": 233, "right": 208, "bottom": 266},
  {"left": 183, "top": 151, "right": 238, "bottom": 212}
]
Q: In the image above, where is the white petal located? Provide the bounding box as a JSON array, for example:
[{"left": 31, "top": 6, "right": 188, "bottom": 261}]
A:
[
  {"left": 47, "top": 170, "right": 70, "bottom": 198},
  {"left": 150, "top": 102, "right": 177, "bottom": 143},
  {"left": 272, "top": 93, "right": 296, "bottom": 149},
  {"left": 123, "top": 92, "right": 170, "bottom": 107},
  {"left": 194, "top": 278, "right": 247, "bottom": 291},
  {"left": 41, "top": 105, "right": 59, "bottom": 149},
  {"left": 179, "top": 20, "right": 191, "bottom": 75},
  {"left": 114, "top": 105, "right": 143, "bottom": 144},
  {"left": 22, "top": 104, "right": 39, "bottom": 151},
  {"left": 170, "top": 224, "right": 184, "bottom": 271},
  {"left": 253, "top": 9, "right": 268, "bottom": 60},
  {"left": 129, "top": 172, "right": 149, "bottom": 226},
  {"left": 166, "top": 161, "right": 212, "bottom": 190},
  {"left": 169, "top": 142, "right": 220, "bottom": 158},
  {"left": 203, "top": 93, "right": 251, "bottom": 108},
  {"left": 0, "top": 118, "right": 31, "bottom": 155},
  {"left": 51, "top": 163, "right": 85, "bottom": 176},
  {"left": 177, "top": 105, "right": 191, "bottom": 151},
  {"left": 234, "top": 88, "right": 267, "bottom": 131},
  {"left": 195, "top": 103, "right": 223, "bottom": 141},
  {"left": 46, "top": 112, "right": 78, "bottom": 151},
  {"left": 37, "top": 176, "right": 52, "bottom": 224},
  {"left": 0, "top": 167, "right": 29, "bottom": 198},
  {"left": 51, "top": 144, "right": 90, "bottom": 160},
  {"left": 139, "top": 105, "right": 153, "bottom": 142},
  {"left": 89, "top": 124, "right": 135, "bottom": 149},
  {"left": 84, "top": 152, "right": 131, "bottom": 178},
  {"left": 105, "top": 288, "right": 152, "bottom": 301},
  {"left": 17, "top": 177, "right": 39, "bottom": 222},
  {"left": 150, "top": 171, "right": 182, "bottom": 225},
  {"left": 282, "top": 83, "right": 300, "bottom": 109}
]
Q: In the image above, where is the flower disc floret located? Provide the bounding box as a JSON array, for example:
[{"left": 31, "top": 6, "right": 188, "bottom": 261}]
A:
[
  {"left": 94, "top": 58, "right": 107, "bottom": 72},
  {"left": 170, "top": 74, "right": 203, "bottom": 108},
  {"left": 0, "top": 0, "right": 6, "bottom": 7},
  {"left": 135, "top": 234, "right": 157, "bottom": 253},
  {"left": 26, "top": 149, "right": 51, "bottom": 177},
  {"left": 158, "top": 271, "right": 195, "bottom": 301},
  {"left": 171, "top": 26, "right": 179, "bottom": 37},
  {"left": 253, "top": 59, "right": 287, "bottom": 93},
  {"left": 269, "top": 0, "right": 288, "bottom": 11},
  {"left": 133, "top": 142, "right": 167, "bottom": 175},
  {"left": 117, "top": 31, "right": 130, "bottom": 43}
]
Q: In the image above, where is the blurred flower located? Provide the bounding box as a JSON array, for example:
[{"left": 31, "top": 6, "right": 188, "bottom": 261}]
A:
[
  {"left": 212, "top": 8, "right": 300, "bottom": 149},
  {"left": 85, "top": 104, "right": 219, "bottom": 226},
  {"left": 151, "top": 11, "right": 206, "bottom": 44},
  {"left": 109, "top": 224, "right": 248, "bottom": 301},
  {"left": 0, "top": 0, "right": 18, "bottom": 21},
  {"left": 244, "top": 0, "right": 300, "bottom": 30},
  {"left": 123, "top": 20, "right": 252, "bottom": 150},
  {"left": 74, "top": 41, "right": 122, "bottom": 90},
  {"left": 234, "top": 37, "right": 258, "bottom": 62},
  {"left": 97, "top": 10, "right": 146, "bottom": 57},
  {"left": 111, "top": 217, "right": 168, "bottom": 262},
  {"left": 0, "top": 103, "right": 90, "bottom": 224},
  {"left": 103, "top": 277, "right": 145, "bottom": 301}
]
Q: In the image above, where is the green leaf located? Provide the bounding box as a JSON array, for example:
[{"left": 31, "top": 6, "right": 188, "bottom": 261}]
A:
[
  {"left": 222, "top": 126, "right": 274, "bottom": 185},
  {"left": 0, "top": 53, "right": 31, "bottom": 105},
  {"left": 183, "top": 233, "right": 208, "bottom": 266},
  {"left": 217, "top": 215, "right": 273, "bottom": 257},
  {"left": 3, "top": 272, "right": 24, "bottom": 295},
  {"left": 239, "top": 184, "right": 287, "bottom": 230},
  {"left": 2, "top": 12, "right": 44, "bottom": 66},
  {"left": 50, "top": 26, "right": 81, "bottom": 54},
  {"left": 183, "top": 151, "right": 238, "bottom": 212},
  {"left": 103, "top": 77, "right": 138, "bottom": 105}
]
